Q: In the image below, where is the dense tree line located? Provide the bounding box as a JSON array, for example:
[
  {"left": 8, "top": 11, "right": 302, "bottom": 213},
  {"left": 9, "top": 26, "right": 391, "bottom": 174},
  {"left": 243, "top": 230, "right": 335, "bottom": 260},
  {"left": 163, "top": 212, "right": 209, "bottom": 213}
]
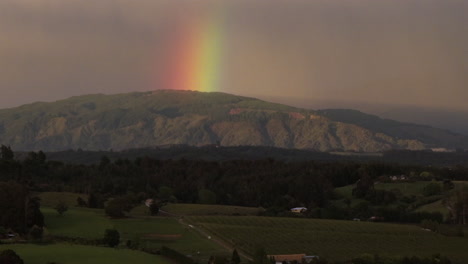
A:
[{"left": 2, "top": 145, "right": 468, "bottom": 224}]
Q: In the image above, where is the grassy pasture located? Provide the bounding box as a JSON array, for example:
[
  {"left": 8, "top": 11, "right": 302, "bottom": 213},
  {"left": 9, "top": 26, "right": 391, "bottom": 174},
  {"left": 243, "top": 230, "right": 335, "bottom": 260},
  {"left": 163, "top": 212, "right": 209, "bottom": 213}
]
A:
[
  {"left": 0, "top": 244, "right": 170, "bottom": 264},
  {"left": 161, "top": 203, "right": 264, "bottom": 216},
  {"left": 42, "top": 207, "right": 112, "bottom": 239},
  {"left": 415, "top": 200, "right": 449, "bottom": 217},
  {"left": 37, "top": 192, "right": 87, "bottom": 208},
  {"left": 42, "top": 205, "right": 227, "bottom": 262},
  {"left": 113, "top": 218, "right": 228, "bottom": 261},
  {"left": 374, "top": 181, "right": 431, "bottom": 196},
  {"left": 187, "top": 216, "right": 468, "bottom": 263}
]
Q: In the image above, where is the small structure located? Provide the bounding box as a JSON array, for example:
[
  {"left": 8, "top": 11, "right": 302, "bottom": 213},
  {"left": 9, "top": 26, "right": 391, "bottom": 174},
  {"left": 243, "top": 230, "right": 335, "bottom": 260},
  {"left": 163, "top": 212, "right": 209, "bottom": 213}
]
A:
[
  {"left": 145, "top": 199, "right": 154, "bottom": 207},
  {"left": 390, "top": 175, "right": 407, "bottom": 181},
  {"left": 368, "top": 216, "right": 384, "bottom": 222},
  {"left": 268, "top": 254, "right": 319, "bottom": 264},
  {"left": 269, "top": 254, "right": 305, "bottom": 264},
  {"left": 290, "top": 207, "right": 307, "bottom": 213}
]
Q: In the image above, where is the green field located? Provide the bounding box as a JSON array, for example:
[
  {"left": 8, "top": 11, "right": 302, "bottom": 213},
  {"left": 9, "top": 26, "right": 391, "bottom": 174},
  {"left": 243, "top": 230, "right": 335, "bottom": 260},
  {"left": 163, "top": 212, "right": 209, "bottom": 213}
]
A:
[
  {"left": 37, "top": 192, "right": 87, "bottom": 208},
  {"left": 161, "top": 203, "right": 264, "bottom": 216},
  {"left": 374, "top": 181, "right": 432, "bottom": 196},
  {"left": 42, "top": 205, "right": 227, "bottom": 262},
  {"left": 415, "top": 200, "right": 450, "bottom": 217},
  {"left": 43, "top": 207, "right": 112, "bottom": 239},
  {"left": 187, "top": 216, "right": 468, "bottom": 263},
  {"left": 0, "top": 244, "right": 170, "bottom": 264},
  {"left": 335, "top": 181, "right": 432, "bottom": 199}
]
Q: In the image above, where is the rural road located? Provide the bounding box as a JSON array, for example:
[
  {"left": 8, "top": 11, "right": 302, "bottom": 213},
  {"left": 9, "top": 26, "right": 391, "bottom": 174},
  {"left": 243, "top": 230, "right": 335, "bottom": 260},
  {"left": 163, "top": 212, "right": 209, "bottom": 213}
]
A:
[{"left": 159, "top": 210, "right": 252, "bottom": 261}]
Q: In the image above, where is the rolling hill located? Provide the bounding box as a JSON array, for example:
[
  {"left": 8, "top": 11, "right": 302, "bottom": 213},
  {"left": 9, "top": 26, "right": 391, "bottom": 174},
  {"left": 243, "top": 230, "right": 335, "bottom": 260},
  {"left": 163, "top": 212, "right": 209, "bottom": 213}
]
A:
[{"left": 0, "top": 90, "right": 466, "bottom": 152}]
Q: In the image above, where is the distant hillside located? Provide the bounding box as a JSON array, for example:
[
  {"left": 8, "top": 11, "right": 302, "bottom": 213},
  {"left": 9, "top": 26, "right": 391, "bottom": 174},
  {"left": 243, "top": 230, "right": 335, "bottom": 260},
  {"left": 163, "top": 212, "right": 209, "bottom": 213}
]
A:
[{"left": 0, "top": 90, "right": 466, "bottom": 152}]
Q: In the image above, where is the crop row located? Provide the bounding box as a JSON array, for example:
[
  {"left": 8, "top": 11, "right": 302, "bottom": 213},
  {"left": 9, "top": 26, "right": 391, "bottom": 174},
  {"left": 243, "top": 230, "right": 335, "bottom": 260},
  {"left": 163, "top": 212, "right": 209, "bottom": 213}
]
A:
[{"left": 187, "top": 216, "right": 468, "bottom": 263}]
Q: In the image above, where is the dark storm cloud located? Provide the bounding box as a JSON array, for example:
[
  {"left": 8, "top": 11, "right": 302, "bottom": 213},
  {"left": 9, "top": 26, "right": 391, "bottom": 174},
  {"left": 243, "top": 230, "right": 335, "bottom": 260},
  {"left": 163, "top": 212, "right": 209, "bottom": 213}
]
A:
[{"left": 0, "top": 0, "right": 467, "bottom": 111}]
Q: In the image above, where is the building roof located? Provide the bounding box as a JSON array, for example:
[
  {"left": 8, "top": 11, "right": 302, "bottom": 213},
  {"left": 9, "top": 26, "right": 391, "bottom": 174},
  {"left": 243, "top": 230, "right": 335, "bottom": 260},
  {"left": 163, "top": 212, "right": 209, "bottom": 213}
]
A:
[{"left": 268, "top": 254, "right": 306, "bottom": 263}]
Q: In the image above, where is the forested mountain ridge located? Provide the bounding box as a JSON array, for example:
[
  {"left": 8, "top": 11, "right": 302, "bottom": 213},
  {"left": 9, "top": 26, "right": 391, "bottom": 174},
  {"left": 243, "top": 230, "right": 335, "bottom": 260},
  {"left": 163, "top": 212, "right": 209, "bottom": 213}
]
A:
[{"left": 0, "top": 90, "right": 466, "bottom": 152}]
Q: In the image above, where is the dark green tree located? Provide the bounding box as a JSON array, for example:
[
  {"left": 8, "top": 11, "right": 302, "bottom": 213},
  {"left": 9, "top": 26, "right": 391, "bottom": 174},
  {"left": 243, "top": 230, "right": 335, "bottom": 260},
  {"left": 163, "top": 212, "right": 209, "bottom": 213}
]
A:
[
  {"left": 76, "top": 197, "right": 87, "bottom": 207},
  {"left": 232, "top": 249, "right": 241, "bottom": 264},
  {"left": 28, "top": 225, "right": 43, "bottom": 241},
  {"left": 149, "top": 202, "right": 159, "bottom": 216},
  {"left": 443, "top": 186, "right": 468, "bottom": 225},
  {"left": 422, "top": 182, "right": 442, "bottom": 196},
  {"left": 253, "top": 247, "right": 269, "bottom": 264},
  {"left": 25, "top": 197, "right": 44, "bottom": 228},
  {"left": 0, "top": 249, "right": 24, "bottom": 264},
  {"left": 103, "top": 229, "right": 120, "bottom": 247},
  {"left": 87, "top": 193, "right": 101, "bottom": 209},
  {"left": 54, "top": 201, "right": 68, "bottom": 216},
  {"left": 0, "top": 182, "right": 28, "bottom": 232},
  {"left": 198, "top": 189, "right": 217, "bottom": 204},
  {"left": 105, "top": 197, "right": 134, "bottom": 218},
  {"left": 0, "top": 145, "right": 14, "bottom": 161}
]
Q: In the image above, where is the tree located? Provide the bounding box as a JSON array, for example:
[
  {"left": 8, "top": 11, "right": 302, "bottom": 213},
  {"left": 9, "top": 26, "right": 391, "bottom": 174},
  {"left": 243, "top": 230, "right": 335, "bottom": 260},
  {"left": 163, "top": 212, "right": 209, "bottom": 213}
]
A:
[
  {"left": 253, "top": 247, "right": 269, "bottom": 264},
  {"left": 158, "top": 186, "right": 173, "bottom": 201},
  {"left": 232, "top": 249, "right": 241, "bottom": 264},
  {"left": 25, "top": 197, "right": 44, "bottom": 229},
  {"left": 198, "top": 189, "right": 217, "bottom": 204},
  {"left": 54, "top": 201, "right": 68, "bottom": 216},
  {"left": 87, "top": 193, "right": 99, "bottom": 209},
  {"left": 149, "top": 202, "right": 159, "bottom": 216},
  {"left": 422, "top": 182, "right": 442, "bottom": 197},
  {"left": 0, "top": 182, "right": 29, "bottom": 232},
  {"left": 0, "top": 249, "right": 24, "bottom": 264},
  {"left": 105, "top": 200, "right": 126, "bottom": 218},
  {"left": 103, "top": 229, "right": 120, "bottom": 247},
  {"left": 105, "top": 197, "right": 134, "bottom": 218},
  {"left": 443, "top": 186, "right": 468, "bottom": 225},
  {"left": 0, "top": 145, "right": 14, "bottom": 161},
  {"left": 352, "top": 172, "right": 374, "bottom": 199},
  {"left": 28, "top": 225, "right": 43, "bottom": 241},
  {"left": 76, "top": 197, "right": 87, "bottom": 207}
]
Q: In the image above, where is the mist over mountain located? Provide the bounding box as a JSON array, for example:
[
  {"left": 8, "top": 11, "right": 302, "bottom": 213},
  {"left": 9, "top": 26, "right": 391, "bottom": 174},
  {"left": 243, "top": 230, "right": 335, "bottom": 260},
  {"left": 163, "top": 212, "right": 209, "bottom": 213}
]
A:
[
  {"left": 0, "top": 90, "right": 466, "bottom": 152},
  {"left": 260, "top": 96, "right": 468, "bottom": 136}
]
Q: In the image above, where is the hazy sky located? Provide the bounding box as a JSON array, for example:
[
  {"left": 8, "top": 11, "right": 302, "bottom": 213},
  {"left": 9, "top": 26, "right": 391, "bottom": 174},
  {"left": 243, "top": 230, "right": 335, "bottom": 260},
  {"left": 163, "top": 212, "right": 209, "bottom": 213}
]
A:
[{"left": 1, "top": 0, "right": 467, "bottom": 111}]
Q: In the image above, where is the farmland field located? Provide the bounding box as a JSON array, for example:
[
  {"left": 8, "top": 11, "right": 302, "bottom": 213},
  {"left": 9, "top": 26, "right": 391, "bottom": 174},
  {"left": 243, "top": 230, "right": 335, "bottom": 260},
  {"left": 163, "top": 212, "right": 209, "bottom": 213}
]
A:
[
  {"left": 42, "top": 207, "right": 112, "bottom": 239},
  {"left": 187, "top": 216, "right": 468, "bottom": 263},
  {"left": 37, "top": 192, "right": 88, "bottom": 208},
  {"left": 41, "top": 206, "right": 227, "bottom": 262},
  {"left": 0, "top": 244, "right": 171, "bottom": 264},
  {"left": 161, "top": 203, "right": 264, "bottom": 216}
]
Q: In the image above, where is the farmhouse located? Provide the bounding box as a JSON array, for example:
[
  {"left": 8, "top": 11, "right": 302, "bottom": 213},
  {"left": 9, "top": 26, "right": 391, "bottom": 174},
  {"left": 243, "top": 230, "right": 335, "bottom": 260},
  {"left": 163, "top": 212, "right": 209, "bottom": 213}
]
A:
[
  {"left": 290, "top": 207, "right": 307, "bottom": 213},
  {"left": 268, "top": 254, "right": 319, "bottom": 264},
  {"left": 144, "top": 199, "right": 154, "bottom": 207}
]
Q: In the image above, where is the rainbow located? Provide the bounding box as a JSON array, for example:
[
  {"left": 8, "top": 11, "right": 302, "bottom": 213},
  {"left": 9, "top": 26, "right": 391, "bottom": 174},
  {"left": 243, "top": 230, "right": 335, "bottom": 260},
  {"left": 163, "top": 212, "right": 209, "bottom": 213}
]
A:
[{"left": 163, "top": 7, "right": 224, "bottom": 92}]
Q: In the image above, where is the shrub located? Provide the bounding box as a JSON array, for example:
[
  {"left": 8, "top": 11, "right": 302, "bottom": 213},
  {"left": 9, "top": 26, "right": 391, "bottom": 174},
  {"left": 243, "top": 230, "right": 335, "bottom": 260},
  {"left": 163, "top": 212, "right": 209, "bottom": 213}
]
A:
[
  {"left": 103, "top": 229, "right": 120, "bottom": 247},
  {"left": 0, "top": 249, "right": 24, "bottom": 264}
]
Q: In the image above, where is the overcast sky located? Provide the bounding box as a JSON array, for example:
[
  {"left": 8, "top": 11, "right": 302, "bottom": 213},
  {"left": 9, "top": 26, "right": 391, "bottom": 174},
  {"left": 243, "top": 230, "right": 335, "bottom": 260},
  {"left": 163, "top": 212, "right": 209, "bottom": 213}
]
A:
[{"left": 1, "top": 0, "right": 467, "bottom": 111}]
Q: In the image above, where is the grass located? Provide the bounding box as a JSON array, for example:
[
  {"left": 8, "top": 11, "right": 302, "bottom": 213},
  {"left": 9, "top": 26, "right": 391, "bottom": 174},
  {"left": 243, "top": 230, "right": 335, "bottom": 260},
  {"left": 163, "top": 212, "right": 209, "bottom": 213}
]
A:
[
  {"left": 0, "top": 244, "right": 171, "bottom": 264},
  {"left": 334, "top": 181, "right": 451, "bottom": 210},
  {"left": 187, "top": 216, "right": 468, "bottom": 264},
  {"left": 374, "top": 181, "right": 432, "bottom": 196},
  {"left": 42, "top": 207, "right": 113, "bottom": 239},
  {"left": 42, "top": 205, "right": 227, "bottom": 262},
  {"left": 416, "top": 200, "right": 450, "bottom": 218},
  {"left": 114, "top": 217, "right": 228, "bottom": 262},
  {"left": 161, "top": 203, "right": 264, "bottom": 216},
  {"left": 37, "top": 192, "right": 87, "bottom": 208}
]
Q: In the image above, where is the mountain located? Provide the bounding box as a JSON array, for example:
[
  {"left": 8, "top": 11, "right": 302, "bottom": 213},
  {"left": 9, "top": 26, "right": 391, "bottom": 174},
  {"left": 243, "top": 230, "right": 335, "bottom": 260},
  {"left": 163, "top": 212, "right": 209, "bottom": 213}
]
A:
[{"left": 0, "top": 90, "right": 466, "bottom": 152}]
